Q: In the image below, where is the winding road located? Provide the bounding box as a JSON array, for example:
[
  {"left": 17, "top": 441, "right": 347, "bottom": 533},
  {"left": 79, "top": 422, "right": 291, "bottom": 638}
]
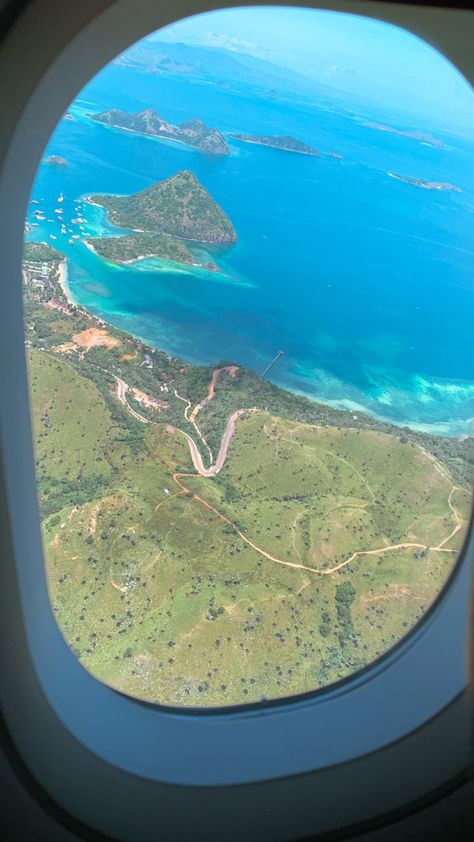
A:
[{"left": 114, "top": 367, "right": 465, "bottom": 578}]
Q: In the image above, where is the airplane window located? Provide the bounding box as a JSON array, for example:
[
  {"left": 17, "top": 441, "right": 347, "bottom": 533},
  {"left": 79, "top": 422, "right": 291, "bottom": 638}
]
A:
[{"left": 22, "top": 7, "right": 473, "bottom": 708}]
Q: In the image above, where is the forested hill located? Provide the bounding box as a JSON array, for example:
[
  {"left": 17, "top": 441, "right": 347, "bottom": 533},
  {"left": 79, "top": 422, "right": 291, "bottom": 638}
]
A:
[
  {"left": 89, "top": 170, "right": 237, "bottom": 244},
  {"left": 231, "top": 133, "right": 321, "bottom": 156},
  {"left": 91, "top": 107, "right": 229, "bottom": 155}
]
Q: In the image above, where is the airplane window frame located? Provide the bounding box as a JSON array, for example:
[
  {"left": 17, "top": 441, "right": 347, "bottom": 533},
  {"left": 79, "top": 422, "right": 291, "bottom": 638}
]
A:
[{"left": 0, "top": 0, "right": 473, "bottom": 839}]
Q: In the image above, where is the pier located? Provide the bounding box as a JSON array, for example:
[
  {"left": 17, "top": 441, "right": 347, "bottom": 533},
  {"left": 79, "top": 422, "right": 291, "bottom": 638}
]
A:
[{"left": 261, "top": 350, "right": 284, "bottom": 378}]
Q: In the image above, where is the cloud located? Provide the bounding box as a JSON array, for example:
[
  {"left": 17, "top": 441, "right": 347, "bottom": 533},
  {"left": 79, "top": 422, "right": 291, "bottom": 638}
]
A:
[{"left": 205, "top": 32, "right": 275, "bottom": 61}]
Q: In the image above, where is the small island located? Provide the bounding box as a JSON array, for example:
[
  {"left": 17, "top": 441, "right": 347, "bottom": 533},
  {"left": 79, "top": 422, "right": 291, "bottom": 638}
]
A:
[
  {"left": 45, "top": 155, "right": 68, "bottom": 167},
  {"left": 87, "top": 170, "right": 237, "bottom": 244},
  {"left": 388, "top": 172, "right": 462, "bottom": 192},
  {"left": 230, "top": 133, "right": 321, "bottom": 156},
  {"left": 86, "top": 233, "right": 217, "bottom": 272},
  {"left": 90, "top": 108, "right": 230, "bottom": 155},
  {"left": 364, "top": 122, "right": 445, "bottom": 149}
]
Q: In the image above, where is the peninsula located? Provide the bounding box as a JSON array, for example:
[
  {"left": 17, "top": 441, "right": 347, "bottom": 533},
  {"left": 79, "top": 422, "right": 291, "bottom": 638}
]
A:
[
  {"left": 86, "top": 233, "right": 217, "bottom": 271},
  {"left": 230, "top": 133, "right": 321, "bottom": 156},
  {"left": 364, "top": 122, "right": 445, "bottom": 149},
  {"left": 90, "top": 108, "right": 230, "bottom": 155},
  {"left": 88, "top": 170, "right": 237, "bottom": 244},
  {"left": 45, "top": 155, "right": 68, "bottom": 166},
  {"left": 388, "top": 172, "right": 462, "bottom": 192}
]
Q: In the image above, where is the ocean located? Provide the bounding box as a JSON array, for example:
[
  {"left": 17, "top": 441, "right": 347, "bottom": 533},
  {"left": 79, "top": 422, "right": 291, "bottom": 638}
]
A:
[{"left": 25, "top": 63, "right": 474, "bottom": 436}]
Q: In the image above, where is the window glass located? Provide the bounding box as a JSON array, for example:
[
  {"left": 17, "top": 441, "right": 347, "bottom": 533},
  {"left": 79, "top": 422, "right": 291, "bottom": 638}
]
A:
[{"left": 23, "top": 7, "right": 474, "bottom": 706}]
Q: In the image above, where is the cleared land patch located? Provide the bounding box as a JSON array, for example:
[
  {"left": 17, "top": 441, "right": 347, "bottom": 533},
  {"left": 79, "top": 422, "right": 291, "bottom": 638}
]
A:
[{"left": 72, "top": 327, "right": 121, "bottom": 351}]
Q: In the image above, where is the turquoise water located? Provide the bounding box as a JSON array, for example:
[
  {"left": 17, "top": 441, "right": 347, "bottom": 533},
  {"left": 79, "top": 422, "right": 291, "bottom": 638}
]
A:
[{"left": 26, "top": 64, "right": 474, "bottom": 435}]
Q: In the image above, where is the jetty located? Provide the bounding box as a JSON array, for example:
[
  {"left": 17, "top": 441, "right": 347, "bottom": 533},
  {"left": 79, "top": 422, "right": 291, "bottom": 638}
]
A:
[{"left": 261, "top": 350, "right": 284, "bottom": 378}]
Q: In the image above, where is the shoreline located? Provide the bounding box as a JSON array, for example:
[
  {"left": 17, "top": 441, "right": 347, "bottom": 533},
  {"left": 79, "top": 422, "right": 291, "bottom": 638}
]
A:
[
  {"left": 89, "top": 116, "right": 228, "bottom": 156},
  {"left": 57, "top": 259, "right": 77, "bottom": 307},
  {"left": 84, "top": 237, "right": 227, "bottom": 275},
  {"left": 57, "top": 255, "right": 474, "bottom": 441},
  {"left": 229, "top": 135, "right": 320, "bottom": 156},
  {"left": 84, "top": 238, "right": 197, "bottom": 269}
]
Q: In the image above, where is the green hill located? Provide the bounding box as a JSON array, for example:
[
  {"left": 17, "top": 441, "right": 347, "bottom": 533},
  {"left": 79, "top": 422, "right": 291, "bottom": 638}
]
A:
[
  {"left": 91, "top": 108, "right": 230, "bottom": 155},
  {"left": 86, "top": 233, "right": 195, "bottom": 265},
  {"left": 24, "top": 242, "right": 64, "bottom": 263},
  {"left": 89, "top": 170, "right": 237, "bottom": 244},
  {"left": 23, "top": 255, "right": 472, "bottom": 707},
  {"left": 231, "top": 133, "right": 321, "bottom": 156},
  {"left": 32, "top": 350, "right": 465, "bottom": 706}
]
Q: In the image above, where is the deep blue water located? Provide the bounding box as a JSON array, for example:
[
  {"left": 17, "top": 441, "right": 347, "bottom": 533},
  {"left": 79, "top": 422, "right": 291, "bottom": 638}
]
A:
[{"left": 26, "top": 64, "right": 474, "bottom": 435}]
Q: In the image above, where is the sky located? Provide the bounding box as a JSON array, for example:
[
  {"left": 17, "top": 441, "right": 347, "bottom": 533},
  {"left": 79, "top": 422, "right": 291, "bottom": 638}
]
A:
[{"left": 150, "top": 7, "right": 474, "bottom": 132}]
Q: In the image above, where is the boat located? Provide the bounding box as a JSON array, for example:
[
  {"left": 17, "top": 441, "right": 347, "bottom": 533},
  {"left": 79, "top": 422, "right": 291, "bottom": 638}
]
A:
[{"left": 58, "top": 192, "right": 64, "bottom": 203}]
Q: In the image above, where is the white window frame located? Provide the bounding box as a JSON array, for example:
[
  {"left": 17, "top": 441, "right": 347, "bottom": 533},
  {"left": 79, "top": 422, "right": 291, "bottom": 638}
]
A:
[{"left": 0, "top": 1, "right": 473, "bottom": 839}]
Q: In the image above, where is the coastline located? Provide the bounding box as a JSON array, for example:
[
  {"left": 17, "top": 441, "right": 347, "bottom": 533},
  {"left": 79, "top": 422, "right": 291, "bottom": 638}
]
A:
[
  {"left": 57, "top": 259, "right": 77, "bottom": 306},
  {"left": 89, "top": 117, "right": 227, "bottom": 155},
  {"left": 56, "top": 261, "right": 474, "bottom": 438},
  {"left": 230, "top": 136, "right": 320, "bottom": 156},
  {"left": 44, "top": 246, "right": 473, "bottom": 440},
  {"left": 84, "top": 237, "right": 197, "bottom": 268}
]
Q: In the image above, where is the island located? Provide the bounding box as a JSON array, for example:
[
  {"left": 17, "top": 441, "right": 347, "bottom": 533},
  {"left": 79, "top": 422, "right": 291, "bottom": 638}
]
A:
[
  {"left": 230, "top": 133, "right": 321, "bottom": 156},
  {"left": 86, "top": 233, "right": 217, "bottom": 271},
  {"left": 89, "top": 108, "right": 230, "bottom": 155},
  {"left": 87, "top": 169, "right": 237, "bottom": 244},
  {"left": 364, "top": 122, "right": 445, "bottom": 149},
  {"left": 45, "top": 155, "right": 68, "bottom": 167},
  {"left": 388, "top": 172, "right": 462, "bottom": 192}
]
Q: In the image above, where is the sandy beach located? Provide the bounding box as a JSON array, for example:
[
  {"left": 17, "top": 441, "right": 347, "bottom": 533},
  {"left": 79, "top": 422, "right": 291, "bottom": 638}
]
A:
[
  {"left": 83, "top": 240, "right": 97, "bottom": 256},
  {"left": 57, "top": 259, "right": 77, "bottom": 306}
]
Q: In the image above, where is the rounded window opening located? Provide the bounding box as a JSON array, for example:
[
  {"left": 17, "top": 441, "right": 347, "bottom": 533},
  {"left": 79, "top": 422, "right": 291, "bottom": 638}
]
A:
[{"left": 23, "top": 6, "right": 474, "bottom": 708}]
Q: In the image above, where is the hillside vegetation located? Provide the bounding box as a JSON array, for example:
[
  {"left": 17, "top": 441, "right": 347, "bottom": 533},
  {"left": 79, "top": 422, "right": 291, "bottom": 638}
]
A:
[
  {"left": 231, "top": 134, "right": 321, "bottom": 155},
  {"left": 89, "top": 170, "right": 237, "bottom": 244},
  {"left": 24, "top": 242, "right": 64, "bottom": 263},
  {"left": 35, "top": 358, "right": 465, "bottom": 706},
  {"left": 86, "top": 233, "right": 196, "bottom": 265},
  {"left": 23, "top": 252, "right": 472, "bottom": 706},
  {"left": 91, "top": 108, "right": 230, "bottom": 155}
]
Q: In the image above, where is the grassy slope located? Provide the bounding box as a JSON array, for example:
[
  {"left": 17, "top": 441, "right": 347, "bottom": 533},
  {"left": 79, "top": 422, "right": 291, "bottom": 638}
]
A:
[
  {"left": 28, "top": 350, "right": 119, "bottom": 515},
  {"left": 194, "top": 365, "right": 474, "bottom": 488},
  {"left": 31, "top": 351, "right": 466, "bottom": 706},
  {"left": 188, "top": 414, "right": 456, "bottom": 568},
  {"left": 24, "top": 261, "right": 472, "bottom": 707}
]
